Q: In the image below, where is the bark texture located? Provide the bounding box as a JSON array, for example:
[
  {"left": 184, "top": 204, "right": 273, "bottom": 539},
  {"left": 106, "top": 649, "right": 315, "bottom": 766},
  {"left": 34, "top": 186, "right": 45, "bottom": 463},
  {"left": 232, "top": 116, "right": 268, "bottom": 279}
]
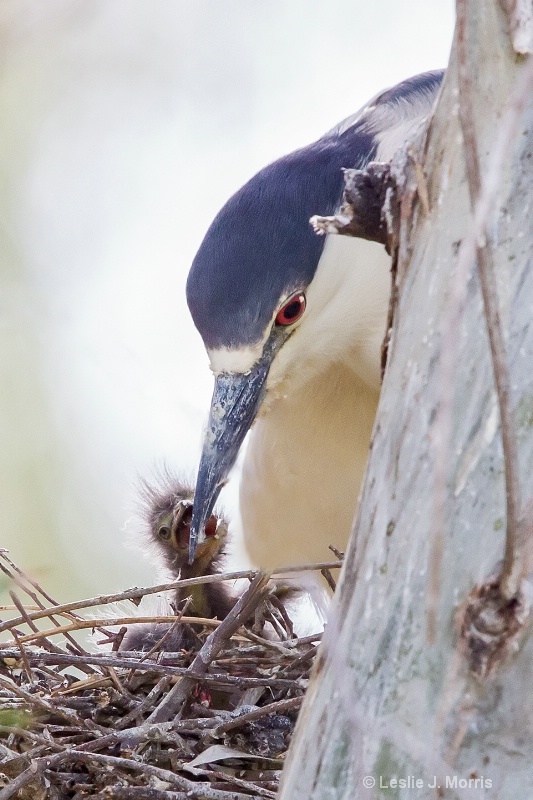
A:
[{"left": 279, "top": 2, "right": 533, "bottom": 798}]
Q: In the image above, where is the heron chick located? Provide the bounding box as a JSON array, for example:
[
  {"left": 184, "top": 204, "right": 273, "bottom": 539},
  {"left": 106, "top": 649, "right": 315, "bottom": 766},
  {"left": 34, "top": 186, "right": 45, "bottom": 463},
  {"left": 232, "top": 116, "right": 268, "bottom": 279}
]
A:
[
  {"left": 140, "top": 477, "right": 235, "bottom": 619},
  {"left": 119, "top": 478, "right": 234, "bottom": 653},
  {"left": 119, "top": 477, "right": 297, "bottom": 653}
]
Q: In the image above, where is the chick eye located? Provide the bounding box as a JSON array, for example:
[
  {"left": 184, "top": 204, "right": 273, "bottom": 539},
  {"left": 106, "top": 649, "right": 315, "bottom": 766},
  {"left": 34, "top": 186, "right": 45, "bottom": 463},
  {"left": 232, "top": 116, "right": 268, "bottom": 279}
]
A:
[
  {"left": 275, "top": 292, "right": 306, "bottom": 326},
  {"left": 158, "top": 525, "right": 172, "bottom": 541}
]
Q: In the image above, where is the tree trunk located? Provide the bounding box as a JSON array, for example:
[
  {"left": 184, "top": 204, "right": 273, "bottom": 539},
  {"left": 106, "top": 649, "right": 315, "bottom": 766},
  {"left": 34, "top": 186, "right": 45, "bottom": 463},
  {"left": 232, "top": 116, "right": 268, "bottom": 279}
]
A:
[{"left": 279, "top": 2, "right": 533, "bottom": 798}]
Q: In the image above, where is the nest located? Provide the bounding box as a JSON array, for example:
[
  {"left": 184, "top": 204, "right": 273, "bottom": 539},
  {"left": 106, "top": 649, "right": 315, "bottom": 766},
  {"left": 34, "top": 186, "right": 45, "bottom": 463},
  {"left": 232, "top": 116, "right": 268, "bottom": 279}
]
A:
[{"left": 0, "top": 550, "right": 341, "bottom": 799}]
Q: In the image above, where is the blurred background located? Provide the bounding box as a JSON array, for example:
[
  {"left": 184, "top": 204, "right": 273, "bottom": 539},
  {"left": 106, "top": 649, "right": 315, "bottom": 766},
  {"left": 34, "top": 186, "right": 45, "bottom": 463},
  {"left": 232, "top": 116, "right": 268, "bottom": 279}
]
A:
[{"left": 0, "top": 0, "right": 454, "bottom": 604}]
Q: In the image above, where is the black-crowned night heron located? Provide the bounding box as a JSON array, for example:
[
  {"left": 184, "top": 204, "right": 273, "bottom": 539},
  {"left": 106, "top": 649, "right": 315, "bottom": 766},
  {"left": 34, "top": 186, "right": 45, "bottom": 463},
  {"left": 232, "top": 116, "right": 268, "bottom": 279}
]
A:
[{"left": 186, "top": 71, "right": 444, "bottom": 579}]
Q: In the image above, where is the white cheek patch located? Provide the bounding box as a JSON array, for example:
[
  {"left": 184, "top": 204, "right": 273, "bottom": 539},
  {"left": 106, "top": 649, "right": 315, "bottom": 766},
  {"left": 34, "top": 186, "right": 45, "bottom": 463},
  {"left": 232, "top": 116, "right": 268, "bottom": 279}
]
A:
[{"left": 208, "top": 342, "right": 265, "bottom": 376}]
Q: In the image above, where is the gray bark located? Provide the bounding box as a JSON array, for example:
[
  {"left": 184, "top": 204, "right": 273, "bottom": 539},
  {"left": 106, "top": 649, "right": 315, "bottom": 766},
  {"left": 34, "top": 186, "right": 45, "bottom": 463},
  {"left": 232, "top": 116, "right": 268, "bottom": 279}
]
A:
[{"left": 279, "top": 3, "right": 533, "bottom": 798}]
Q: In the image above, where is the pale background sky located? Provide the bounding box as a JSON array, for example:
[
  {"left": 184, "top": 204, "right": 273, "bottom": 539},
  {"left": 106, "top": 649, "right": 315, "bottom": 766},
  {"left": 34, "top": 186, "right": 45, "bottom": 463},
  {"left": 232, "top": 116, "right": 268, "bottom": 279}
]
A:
[{"left": 0, "top": 1, "right": 454, "bottom": 604}]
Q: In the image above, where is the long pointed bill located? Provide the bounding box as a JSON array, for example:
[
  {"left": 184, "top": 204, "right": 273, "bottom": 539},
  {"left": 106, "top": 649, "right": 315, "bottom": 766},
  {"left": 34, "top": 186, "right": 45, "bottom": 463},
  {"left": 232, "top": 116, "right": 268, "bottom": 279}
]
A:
[{"left": 189, "top": 354, "right": 272, "bottom": 563}]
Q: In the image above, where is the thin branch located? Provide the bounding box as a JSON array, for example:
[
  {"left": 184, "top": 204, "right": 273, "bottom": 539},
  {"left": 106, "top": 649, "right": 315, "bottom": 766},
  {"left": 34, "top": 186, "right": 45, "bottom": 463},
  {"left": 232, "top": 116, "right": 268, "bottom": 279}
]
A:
[
  {"left": 209, "top": 696, "right": 303, "bottom": 737},
  {"left": 0, "top": 560, "right": 341, "bottom": 635},
  {"left": 90, "top": 790, "right": 188, "bottom": 800},
  {"left": 0, "top": 648, "right": 303, "bottom": 690},
  {"left": 15, "top": 614, "right": 224, "bottom": 645},
  {"left": 137, "top": 596, "right": 193, "bottom": 662},
  {"left": 9, "top": 629, "right": 35, "bottom": 683},
  {"left": 0, "top": 675, "right": 94, "bottom": 729},
  {"left": 8, "top": 588, "right": 94, "bottom": 672}
]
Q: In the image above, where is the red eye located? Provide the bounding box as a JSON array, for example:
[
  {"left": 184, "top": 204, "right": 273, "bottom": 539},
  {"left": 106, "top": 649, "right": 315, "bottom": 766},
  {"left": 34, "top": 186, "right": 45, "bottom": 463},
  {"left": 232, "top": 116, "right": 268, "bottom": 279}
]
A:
[{"left": 275, "top": 292, "right": 306, "bottom": 326}]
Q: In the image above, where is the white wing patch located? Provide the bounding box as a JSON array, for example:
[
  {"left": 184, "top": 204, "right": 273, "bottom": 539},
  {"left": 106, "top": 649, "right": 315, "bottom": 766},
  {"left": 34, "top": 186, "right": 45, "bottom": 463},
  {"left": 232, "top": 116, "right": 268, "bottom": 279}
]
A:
[{"left": 326, "top": 75, "right": 442, "bottom": 162}]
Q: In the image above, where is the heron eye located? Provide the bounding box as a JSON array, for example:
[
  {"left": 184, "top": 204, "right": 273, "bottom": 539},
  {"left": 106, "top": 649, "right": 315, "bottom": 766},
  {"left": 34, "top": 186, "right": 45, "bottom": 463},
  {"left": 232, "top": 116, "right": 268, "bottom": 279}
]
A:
[
  {"left": 158, "top": 525, "right": 172, "bottom": 541},
  {"left": 275, "top": 292, "right": 306, "bottom": 326}
]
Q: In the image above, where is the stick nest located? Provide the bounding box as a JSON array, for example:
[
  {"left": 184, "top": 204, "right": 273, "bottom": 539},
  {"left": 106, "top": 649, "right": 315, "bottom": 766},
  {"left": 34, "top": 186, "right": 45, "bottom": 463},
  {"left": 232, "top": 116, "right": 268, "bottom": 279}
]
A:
[{"left": 0, "top": 550, "right": 340, "bottom": 799}]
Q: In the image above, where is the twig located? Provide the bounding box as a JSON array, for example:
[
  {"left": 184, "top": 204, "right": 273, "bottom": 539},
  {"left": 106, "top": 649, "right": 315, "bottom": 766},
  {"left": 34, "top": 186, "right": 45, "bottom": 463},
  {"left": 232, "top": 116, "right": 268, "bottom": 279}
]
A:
[
  {"left": 10, "top": 629, "right": 35, "bottom": 683},
  {"left": 138, "top": 596, "right": 193, "bottom": 662},
  {"left": 114, "top": 676, "right": 173, "bottom": 729},
  {"left": 268, "top": 593, "right": 294, "bottom": 638},
  {"left": 210, "top": 696, "right": 303, "bottom": 737},
  {"left": 234, "top": 627, "right": 296, "bottom": 655},
  {"left": 0, "top": 649, "right": 302, "bottom": 690},
  {"left": 253, "top": 599, "right": 287, "bottom": 641},
  {"left": 0, "top": 675, "right": 91, "bottom": 729},
  {"left": 187, "top": 764, "right": 277, "bottom": 799},
  {"left": 0, "top": 550, "right": 61, "bottom": 608},
  {"left": 105, "top": 665, "right": 130, "bottom": 698},
  {"left": 93, "top": 790, "right": 189, "bottom": 799},
  {"left": 0, "top": 747, "right": 57, "bottom": 800},
  {"left": 328, "top": 544, "right": 344, "bottom": 560},
  {"left": 0, "top": 561, "right": 341, "bottom": 635},
  {"left": 16, "top": 614, "right": 223, "bottom": 645},
  {"left": 320, "top": 568, "right": 337, "bottom": 592},
  {"left": 7, "top": 589, "right": 95, "bottom": 673},
  {"left": 71, "top": 716, "right": 220, "bottom": 753},
  {"left": 278, "top": 645, "right": 318, "bottom": 676},
  {"left": 1, "top": 554, "right": 90, "bottom": 659},
  {"left": 0, "top": 725, "right": 64, "bottom": 751}
]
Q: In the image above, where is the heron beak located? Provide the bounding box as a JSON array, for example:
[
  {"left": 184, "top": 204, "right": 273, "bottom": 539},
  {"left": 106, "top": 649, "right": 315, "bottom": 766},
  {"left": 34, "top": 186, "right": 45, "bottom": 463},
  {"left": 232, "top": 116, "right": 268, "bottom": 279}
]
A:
[{"left": 188, "top": 353, "right": 272, "bottom": 563}]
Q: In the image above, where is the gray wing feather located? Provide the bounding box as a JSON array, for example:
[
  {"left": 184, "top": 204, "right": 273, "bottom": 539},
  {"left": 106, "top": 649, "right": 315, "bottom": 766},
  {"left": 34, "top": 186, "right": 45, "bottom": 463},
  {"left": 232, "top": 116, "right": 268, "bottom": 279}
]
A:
[{"left": 325, "top": 70, "right": 444, "bottom": 161}]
